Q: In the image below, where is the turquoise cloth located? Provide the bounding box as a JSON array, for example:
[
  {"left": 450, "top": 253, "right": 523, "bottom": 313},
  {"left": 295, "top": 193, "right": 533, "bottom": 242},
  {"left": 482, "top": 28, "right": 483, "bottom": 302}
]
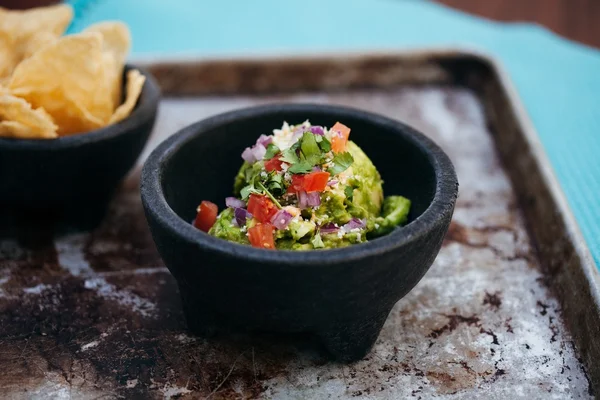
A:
[{"left": 67, "top": 0, "right": 600, "bottom": 268}]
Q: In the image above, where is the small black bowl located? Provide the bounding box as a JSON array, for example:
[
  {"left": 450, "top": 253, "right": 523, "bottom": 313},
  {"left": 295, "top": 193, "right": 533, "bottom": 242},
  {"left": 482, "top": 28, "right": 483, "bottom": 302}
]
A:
[
  {"left": 141, "top": 104, "right": 458, "bottom": 362},
  {"left": 0, "top": 65, "right": 160, "bottom": 230}
]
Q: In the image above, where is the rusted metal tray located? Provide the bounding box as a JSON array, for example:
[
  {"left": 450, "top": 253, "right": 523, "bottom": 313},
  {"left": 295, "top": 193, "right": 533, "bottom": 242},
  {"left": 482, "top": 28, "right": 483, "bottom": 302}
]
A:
[{"left": 1, "top": 50, "right": 598, "bottom": 399}]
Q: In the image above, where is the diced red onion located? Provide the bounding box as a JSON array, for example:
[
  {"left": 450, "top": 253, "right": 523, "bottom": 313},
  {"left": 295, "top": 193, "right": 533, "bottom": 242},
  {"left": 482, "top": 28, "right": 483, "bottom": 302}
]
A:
[
  {"left": 343, "top": 218, "right": 366, "bottom": 232},
  {"left": 297, "top": 191, "right": 308, "bottom": 209},
  {"left": 241, "top": 141, "right": 268, "bottom": 163},
  {"left": 253, "top": 143, "right": 267, "bottom": 160},
  {"left": 234, "top": 207, "right": 252, "bottom": 226},
  {"left": 226, "top": 197, "right": 245, "bottom": 209},
  {"left": 241, "top": 147, "right": 256, "bottom": 163},
  {"left": 327, "top": 180, "right": 338, "bottom": 186},
  {"left": 306, "top": 192, "right": 321, "bottom": 207},
  {"left": 320, "top": 223, "right": 339, "bottom": 234},
  {"left": 293, "top": 121, "right": 310, "bottom": 133},
  {"left": 312, "top": 166, "right": 321, "bottom": 172},
  {"left": 231, "top": 217, "right": 239, "bottom": 227},
  {"left": 310, "top": 126, "right": 324, "bottom": 135},
  {"left": 270, "top": 210, "right": 293, "bottom": 230},
  {"left": 297, "top": 191, "right": 321, "bottom": 209},
  {"left": 256, "top": 134, "right": 272, "bottom": 147}
]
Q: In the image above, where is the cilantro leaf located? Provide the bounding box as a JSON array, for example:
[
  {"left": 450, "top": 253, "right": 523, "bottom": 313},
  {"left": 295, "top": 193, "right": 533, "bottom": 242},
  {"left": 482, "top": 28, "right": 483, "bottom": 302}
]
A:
[
  {"left": 344, "top": 185, "right": 354, "bottom": 202},
  {"left": 264, "top": 144, "right": 280, "bottom": 160},
  {"left": 300, "top": 132, "right": 322, "bottom": 165},
  {"left": 240, "top": 183, "right": 259, "bottom": 200},
  {"left": 245, "top": 161, "right": 263, "bottom": 182},
  {"left": 267, "top": 173, "right": 284, "bottom": 196},
  {"left": 288, "top": 161, "right": 313, "bottom": 174},
  {"left": 257, "top": 181, "right": 282, "bottom": 208},
  {"left": 318, "top": 136, "right": 331, "bottom": 152},
  {"left": 328, "top": 152, "right": 354, "bottom": 175},
  {"left": 280, "top": 148, "right": 299, "bottom": 164}
]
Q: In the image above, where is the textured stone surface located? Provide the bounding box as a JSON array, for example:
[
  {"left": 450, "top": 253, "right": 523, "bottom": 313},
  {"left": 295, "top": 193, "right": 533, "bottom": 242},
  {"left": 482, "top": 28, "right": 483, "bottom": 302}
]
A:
[{"left": 0, "top": 87, "right": 592, "bottom": 399}]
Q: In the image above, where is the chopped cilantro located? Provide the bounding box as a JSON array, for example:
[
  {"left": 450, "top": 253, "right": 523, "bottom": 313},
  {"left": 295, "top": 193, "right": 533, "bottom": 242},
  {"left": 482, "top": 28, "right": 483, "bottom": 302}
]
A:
[
  {"left": 240, "top": 183, "right": 259, "bottom": 200},
  {"left": 257, "top": 181, "right": 282, "bottom": 208},
  {"left": 288, "top": 161, "right": 313, "bottom": 174},
  {"left": 245, "top": 161, "right": 263, "bottom": 182},
  {"left": 264, "top": 143, "right": 279, "bottom": 160},
  {"left": 344, "top": 185, "right": 354, "bottom": 202},
  {"left": 318, "top": 136, "right": 331, "bottom": 152},
  {"left": 266, "top": 173, "right": 284, "bottom": 196},
  {"left": 300, "top": 132, "right": 322, "bottom": 165},
  {"left": 328, "top": 151, "right": 354, "bottom": 175},
  {"left": 280, "top": 147, "right": 299, "bottom": 164}
]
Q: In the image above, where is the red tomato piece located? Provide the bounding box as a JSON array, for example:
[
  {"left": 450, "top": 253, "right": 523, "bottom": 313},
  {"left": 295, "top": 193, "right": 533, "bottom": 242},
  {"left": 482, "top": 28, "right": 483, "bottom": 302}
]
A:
[
  {"left": 193, "top": 200, "right": 218, "bottom": 232},
  {"left": 303, "top": 171, "right": 330, "bottom": 192},
  {"left": 287, "top": 174, "right": 306, "bottom": 194},
  {"left": 330, "top": 122, "right": 351, "bottom": 153},
  {"left": 248, "top": 223, "right": 276, "bottom": 249},
  {"left": 264, "top": 156, "right": 283, "bottom": 172},
  {"left": 287, "top": 172, "right": 330, "bottom": 193},
  {"left": 247, "top": 194, "right": 278, "bottom": 223}
]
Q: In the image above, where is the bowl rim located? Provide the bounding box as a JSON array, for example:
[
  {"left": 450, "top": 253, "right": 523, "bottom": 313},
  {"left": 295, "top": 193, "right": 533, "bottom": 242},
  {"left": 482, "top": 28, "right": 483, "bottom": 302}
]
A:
[
  {"left": 0, "top": 64, "right": 161, "bottom": 150},
  {"left": 141, "top": 103, "right": 458, "bottom": 265}
]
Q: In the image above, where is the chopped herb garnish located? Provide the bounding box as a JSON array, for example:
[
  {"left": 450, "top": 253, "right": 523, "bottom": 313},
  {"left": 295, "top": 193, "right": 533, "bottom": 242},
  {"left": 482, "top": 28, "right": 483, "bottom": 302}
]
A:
[
  {"left": 266, "top": 172, "right": 284, "bottom": 196},
  {"left": 257, "top": 181, "right": 282, "bottom": 209},
  {"left": 288, "top": 160, "right": 313, "bottom": 174},
  {"left": 300, "top": 132, "right": 322, "bottom": 165},
  {"left": 344, "top": 185, "right": 354, "bottom": 202},
  {"left": 318, "top": 136, "right": 331, "bottom": 152},
  {"left": 280, "top": 147, "right": 300, "bottom": 164},
  {"left": 264, "top": 144, "right": 280, "bottom": 160},
  {"left": 245, "top": 161, "right": 263, "bottom": 182},
  {"left": 240, "top": 183, "right": 259, "bottom": 200},
  {"left": 328, "top": 151, "right": 354, "bottom": 175}
]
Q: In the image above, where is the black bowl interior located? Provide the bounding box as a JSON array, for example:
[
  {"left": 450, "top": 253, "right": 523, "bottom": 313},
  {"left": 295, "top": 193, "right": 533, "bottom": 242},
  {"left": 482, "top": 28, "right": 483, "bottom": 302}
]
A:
[{"left": 161, "top": 106, "right": 437, "bottom": 229}]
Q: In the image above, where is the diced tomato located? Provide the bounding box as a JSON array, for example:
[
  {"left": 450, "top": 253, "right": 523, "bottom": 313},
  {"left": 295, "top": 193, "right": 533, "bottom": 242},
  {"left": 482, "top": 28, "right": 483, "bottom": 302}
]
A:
[
  {"left": 330, "top": 122, "right": 351, "bottom": 153},
  {"left": 303, "top": 171, "right": 330, "bottom": 192},
  {"left": 287, "top": 174, "right": 305, "bottom": 194},
  {"left": 287, "top": 171, "right": 330, "bottom": 194},
  {"left": 264, "top": 156, "right": 283, "bottom": 172},
  {"left": 248, "top": 223, "right": 276, "bottom": 249},
  {"left": 247, "top": 194, "right": 278, "bottom": 223},
  {"left": 193, "top": 200, "right": 218, "bottom": 232}
]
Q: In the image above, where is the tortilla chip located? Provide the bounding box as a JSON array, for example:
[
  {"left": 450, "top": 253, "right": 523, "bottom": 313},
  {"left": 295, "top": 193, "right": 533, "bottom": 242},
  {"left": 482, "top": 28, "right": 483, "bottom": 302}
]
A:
[
  {"left": 0, "top": 30, "right": 18, "bottom": 79},
  {"left": 0, "top": 4, "right": 73, "bottom": 75},
  {"left": 84, "top": 22, "right": 131, "bottom": 111},
  {"left": 8, "top": 32, "right": 113, "bottom": 134},
  {"left": 110, "top": 69, "right": 145, "bottom": 124},
  {"left": 0, "top": 94, "right": 58, "bottom": 139}
]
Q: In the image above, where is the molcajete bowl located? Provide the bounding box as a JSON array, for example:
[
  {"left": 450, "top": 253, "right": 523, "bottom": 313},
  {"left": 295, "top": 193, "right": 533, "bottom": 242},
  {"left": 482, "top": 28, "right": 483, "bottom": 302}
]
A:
[
  {"left": 140, "top": 103, "right": 458, "bottom": 362},
  {"left": 0, "top": 65, "right": 160, "bottom": 230}
]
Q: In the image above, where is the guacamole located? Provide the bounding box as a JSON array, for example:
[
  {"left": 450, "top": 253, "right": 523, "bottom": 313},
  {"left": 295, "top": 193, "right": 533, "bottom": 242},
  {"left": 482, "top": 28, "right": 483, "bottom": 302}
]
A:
[{"left": 192, "top": 121, "right": 410, "bottom": 250}]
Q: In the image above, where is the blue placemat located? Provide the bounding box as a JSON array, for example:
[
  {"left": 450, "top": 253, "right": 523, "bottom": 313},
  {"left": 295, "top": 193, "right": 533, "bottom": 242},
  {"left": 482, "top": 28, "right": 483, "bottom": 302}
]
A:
[{"left": 66, "top": 0, "right": 600, "bottom": 268}]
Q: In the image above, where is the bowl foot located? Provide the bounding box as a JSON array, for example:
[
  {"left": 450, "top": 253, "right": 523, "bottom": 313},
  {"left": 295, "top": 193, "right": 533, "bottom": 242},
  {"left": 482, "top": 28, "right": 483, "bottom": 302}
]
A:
[
  {"left": 318, "top": 312, "right": 389, "bottom": 362},
  {"left": 180, "top": 289, "right": 219, "bottom": 337},
  {"left": 177, "top": 286, "right": 391, "bottom": 362}
]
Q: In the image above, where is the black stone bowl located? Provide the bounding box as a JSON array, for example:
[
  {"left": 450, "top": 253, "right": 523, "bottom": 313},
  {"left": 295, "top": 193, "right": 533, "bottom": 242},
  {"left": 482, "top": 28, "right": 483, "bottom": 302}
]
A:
[
  {"left": 0, "top": 65, "right": 160, "bottom": 230},
  {"left": 141, "top": 104, "right": 458, "bottom": 362}
]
